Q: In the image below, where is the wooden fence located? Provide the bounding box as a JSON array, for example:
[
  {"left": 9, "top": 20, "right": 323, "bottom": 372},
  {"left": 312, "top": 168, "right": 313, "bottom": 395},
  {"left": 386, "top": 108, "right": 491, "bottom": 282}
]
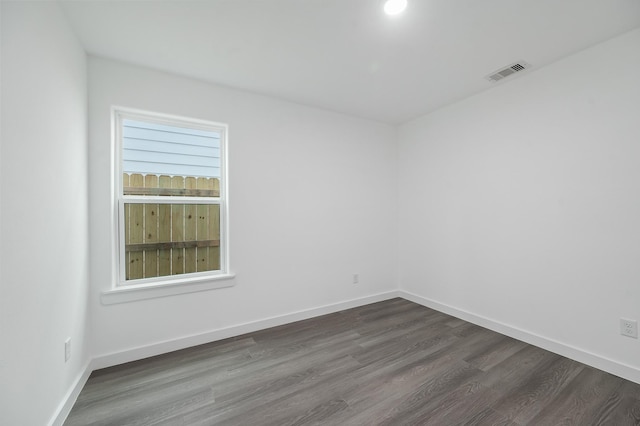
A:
[{"left": 123, "top": 173, "right": 221, "bottom": 280}]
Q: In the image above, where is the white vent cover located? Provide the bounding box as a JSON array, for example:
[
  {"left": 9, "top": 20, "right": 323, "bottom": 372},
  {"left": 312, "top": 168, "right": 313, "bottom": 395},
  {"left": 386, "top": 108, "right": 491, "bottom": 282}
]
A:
[{"left": 485, "top": 61, "right": 531, "bottom": 82}]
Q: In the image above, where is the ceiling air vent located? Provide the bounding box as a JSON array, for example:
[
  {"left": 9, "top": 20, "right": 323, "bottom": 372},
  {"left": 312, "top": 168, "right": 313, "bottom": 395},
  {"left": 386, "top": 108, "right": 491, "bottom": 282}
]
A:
[{"left": 485, "top": 61, "right": 531, "bottom": 82}]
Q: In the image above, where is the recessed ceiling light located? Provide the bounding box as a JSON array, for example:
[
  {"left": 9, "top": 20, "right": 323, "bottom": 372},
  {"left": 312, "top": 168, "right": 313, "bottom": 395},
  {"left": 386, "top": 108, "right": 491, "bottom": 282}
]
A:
[{"left": 384, "top": 0, "right": 407, "bottom": 16}]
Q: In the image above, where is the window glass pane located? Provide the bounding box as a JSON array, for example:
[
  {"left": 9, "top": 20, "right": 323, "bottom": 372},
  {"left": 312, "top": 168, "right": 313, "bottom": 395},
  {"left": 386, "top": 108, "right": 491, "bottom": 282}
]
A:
[
  {"left": 124, "top": 203, "right": 221, "bottom": 280},
  {"left": 123, "top": 173, "right": 220, "bottom": 197}
]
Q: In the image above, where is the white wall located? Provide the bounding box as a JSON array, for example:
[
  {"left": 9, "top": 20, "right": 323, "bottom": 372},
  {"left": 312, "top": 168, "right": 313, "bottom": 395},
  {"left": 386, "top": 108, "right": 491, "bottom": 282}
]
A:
[
  {"left": 398, "top": 29, "right": 640, "bottom": 381},
  {"left": 88, "top": 57, "right": 397, "bottom": 361},
  {"left": 0, "top": 2, "right": 89, "bottom": 425}
]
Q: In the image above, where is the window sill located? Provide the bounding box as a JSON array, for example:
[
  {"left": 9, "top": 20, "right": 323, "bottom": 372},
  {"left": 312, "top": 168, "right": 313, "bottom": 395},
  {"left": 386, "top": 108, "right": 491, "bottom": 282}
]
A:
[{"left": 101, "top": 273, "right": 236, "bottom": 305}]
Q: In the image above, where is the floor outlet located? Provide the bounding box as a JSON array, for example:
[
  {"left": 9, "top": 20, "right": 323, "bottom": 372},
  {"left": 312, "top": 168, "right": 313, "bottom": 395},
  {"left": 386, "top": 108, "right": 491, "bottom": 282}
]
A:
[
  {"left": 65, "top": 338, "right": 71, "bottom": 362},
  {"left": 620, "top": 319, "right": 638, "bottom": 339}
]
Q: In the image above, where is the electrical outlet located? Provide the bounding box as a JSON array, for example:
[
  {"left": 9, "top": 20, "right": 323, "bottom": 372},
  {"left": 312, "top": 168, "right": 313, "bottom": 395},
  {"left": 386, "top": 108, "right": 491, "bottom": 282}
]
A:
[
  {"left": 620, "top": 319, "right": 638, "bottom": 339},
  {"left": 65, "top": 338, "right": 71, "bottom": 362},
  {"left": 353, "top": 274, "right": 359, "bottom": 284}
]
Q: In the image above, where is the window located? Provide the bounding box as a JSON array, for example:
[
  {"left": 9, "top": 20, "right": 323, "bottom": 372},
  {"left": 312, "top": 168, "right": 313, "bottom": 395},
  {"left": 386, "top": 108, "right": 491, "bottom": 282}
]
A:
[{"left": 114, "top": 108, "right": 230, "bottom": 289}]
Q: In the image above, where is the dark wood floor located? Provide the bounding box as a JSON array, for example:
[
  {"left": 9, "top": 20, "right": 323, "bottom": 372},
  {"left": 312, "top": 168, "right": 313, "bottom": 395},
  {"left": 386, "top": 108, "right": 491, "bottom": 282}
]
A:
[{"left": 65, "top": 298, "right": 640, "bottom": 425}]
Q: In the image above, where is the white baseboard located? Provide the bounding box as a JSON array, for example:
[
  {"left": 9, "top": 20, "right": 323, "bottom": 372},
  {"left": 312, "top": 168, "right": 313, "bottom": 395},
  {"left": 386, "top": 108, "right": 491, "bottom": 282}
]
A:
[
  {"left": 48, "top": 361, "right": 93, "bottom": 426},
  {"left": 92, "top": 290, "right": 401, "bottom": 370},
  {"left": 399, "top": 289, "right": 640, "bottom": 385}
]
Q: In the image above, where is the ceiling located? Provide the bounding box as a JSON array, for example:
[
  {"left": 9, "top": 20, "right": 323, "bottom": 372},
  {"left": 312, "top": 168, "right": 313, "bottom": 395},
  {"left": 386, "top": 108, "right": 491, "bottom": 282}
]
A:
[{"left": 59, "top": 0, "right": 640, "bottom": 124}]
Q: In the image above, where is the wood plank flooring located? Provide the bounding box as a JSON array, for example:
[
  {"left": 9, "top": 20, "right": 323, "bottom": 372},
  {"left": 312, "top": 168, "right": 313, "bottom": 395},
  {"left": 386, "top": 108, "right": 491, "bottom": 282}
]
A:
[{"left": 65, "top": 298, "right": 640, "bottom": 425}]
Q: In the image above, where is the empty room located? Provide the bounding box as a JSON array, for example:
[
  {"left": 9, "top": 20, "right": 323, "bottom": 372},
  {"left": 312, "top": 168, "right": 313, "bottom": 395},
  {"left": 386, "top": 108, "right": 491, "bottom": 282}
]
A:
[{"left": 2, "top": 0, "right": 640, "bottom": 424}]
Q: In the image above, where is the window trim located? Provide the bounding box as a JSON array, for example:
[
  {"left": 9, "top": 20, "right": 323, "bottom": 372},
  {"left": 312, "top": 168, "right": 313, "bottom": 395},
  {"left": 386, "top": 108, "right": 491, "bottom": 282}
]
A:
[
  {"left": 105, "top": 106, "right": 234, "bottom": 303},
  {"left": 101, "top": 272, "right": 236, "bottom": 305}
]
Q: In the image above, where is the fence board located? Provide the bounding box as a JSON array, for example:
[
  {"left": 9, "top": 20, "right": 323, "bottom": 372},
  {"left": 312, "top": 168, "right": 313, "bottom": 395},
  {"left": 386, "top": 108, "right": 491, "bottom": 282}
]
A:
[
  {"left": 184, "top": 177, "right": 197, "bottom": 273},
  {"left": 144, "top": 174, "right": 159, "bottom": 278},
  {"left": 210, "top": 178, "right": 221, "bottom": 270},
  {"left": 171, "top": 176, "right": 185, "bottom": 275},
  {"left": 196, "top": 178, "right": 210, "bottom": 271},
  {"left": 209, "top": 205, "right": 220, "bottom": 271},
  {"left": 158, "top": 175, "right": 172, "bottom": 277},
  {"left": 129, "top": 174, "right": 145, "bottom": 279}
]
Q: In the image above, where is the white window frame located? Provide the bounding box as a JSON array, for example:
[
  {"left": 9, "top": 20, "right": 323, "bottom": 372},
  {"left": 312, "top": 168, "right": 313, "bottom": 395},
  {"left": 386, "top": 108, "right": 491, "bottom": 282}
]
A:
[{"left": 102, "top": 107, "right": 234, "bottom": 305}]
